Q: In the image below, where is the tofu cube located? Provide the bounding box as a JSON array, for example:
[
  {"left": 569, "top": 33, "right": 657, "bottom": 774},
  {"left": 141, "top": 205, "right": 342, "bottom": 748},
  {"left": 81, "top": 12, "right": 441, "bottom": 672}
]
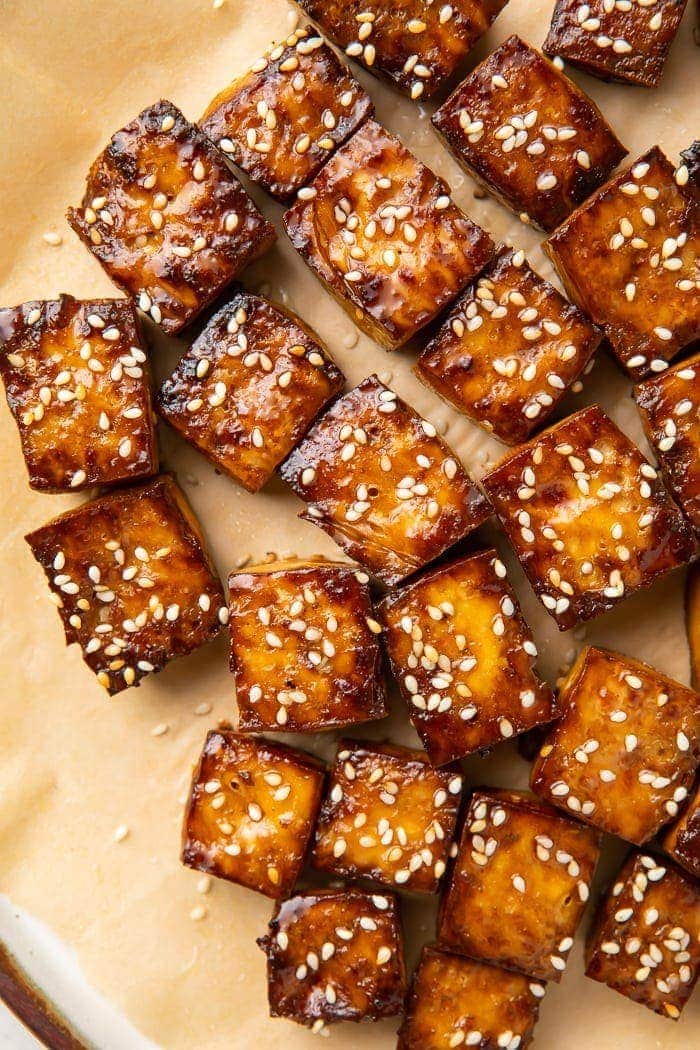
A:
[
  {"left": 280, "top": 375, "right": 492, "bottom": 586},
  {"left": 296, "top": 1, "right": 511, "bottom": 100},
  {"left": 25, "top": 476, "right": 226, "bottom": 694},
  {"left": 687, "top": 562, "right": 700, "bottom": 688},
  {"left": 156, "top": 293, "right": 344, "bottom": 493},
  {"left": 482, "top": 404, "right": 696, "bottom": 631},
  {"left": 544, "top": 146, "right": 700, "bottom": 380},
  {"left": 312, "top": 740, "right": 462, "bottom": 893},
  {"left": 662, "top": 780, "right": 700, "bottom": 879},
  {"left": 585, "top": 852, "right": 700, "bottom": 1020},
  {"left": 200, "top": 26, "right": 373, "bottom": 202},
  {"left": 634, "top": 352, "right": 700, "bottom": 532},
  {"left": 416, "top": 246, "right": 602, "bottom": 445},
  {"left": 543, "top": 0, "right": 689, "bottom": 88},
  {"left": 181, "top": 729, "right": 324, "bottom": 898},
  {"left": 283, "top": 119, "right": 495, "bottom": 350},
  {"left": 228, "top": 558, "right": 387, "bottom": 732},
  {"left": 67, "top": 100, "right": 276, "bottom": 335},
  {"left": 438, "top": 788, "right": 601, "bottom": 981},
  {"left": 0, "top": 295, "right": 157, "bottom": 491},
  {"left": 379, "top": 549, "right": 555, "bottom": 766},
  {"left": 398, "top": 945, "right": 546, "bottom": 1050},
  {"left": 530, "top": 646, "right": 700, "bottom": 844},
  {"left": 258, "top": 887, "right": 406, "bottom": 1027},
  {"left": 432, "top": 35, "right": 627, "bottom": 232}
]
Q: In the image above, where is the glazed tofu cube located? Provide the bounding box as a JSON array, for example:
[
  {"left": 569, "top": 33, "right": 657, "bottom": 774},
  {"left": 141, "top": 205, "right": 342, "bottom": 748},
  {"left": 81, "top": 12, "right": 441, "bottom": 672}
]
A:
[
  {"left": 545, "top": 146, "right": 700, "bottom": 380},
  {"left": 181, "top": 730, "right": 324, "bottom": 898},
  {"left": 543, "top": 0, "right": 689, "bottom": 88},
  {"left": 67, "top": 100, "right": 276, "bottom": 335},
  {"left": 398, "top": 945, "right": 545, "bottom": 1050},
  {"left": 662, "top": 780, "right": 700, "bottom": 879},
  {"left": 530, "top": 646, "right": 700, "bottom": 844},
  {"left": 258, "top": 887, "right": 406, "bottom": 1027},
  {"left": 25, "top": 476, "right": 226, "bottom": 694},
  {"left": 432, "top": 36, "right": 627, "bottom": 232},
  {"left": 379, "top": 549, "right": 555, "bottom": 766},
  {"left": 687, "top": 562, "right": 700, "bottom": 688},
  {"left": 312, "top": 740, "right": 462, "bottom": 893},
  {"left": 416, "top": 247, "right": 602, "bottom": 445},
  {"left": 156, "top": 293, "right": 343, "bottom": 493},
  {"left": 585, "top": 852, "right": 700, "bottom": 1019},
  {"left": 634, "top": 353, "right": 700, "bottom": 532},
  {"left": 296, "top": 1, "right": 510, "bottom": 100},
  {"left": 280, "top": 375, "right": 491, "bottom": 586},
  {"left": 482, "top": 404, "right": 696, "bottom": 631},
  {"left": 0, "top": 295, "right": 157, "bottom": 492},
  {"left": 439, "top": 788, "right": 600, "bottom": 981},
  {"left": 228, "top": 558, "right": 387, "bottom": 732},
  {"left": 679, "top": 141, "right": 700, "bottom": 189},
  {"left": 200, "top": 26, "right": 373, "bottom": 202},
  {"left": 283, "top": 119, "right": 495, "bottom": 350}
]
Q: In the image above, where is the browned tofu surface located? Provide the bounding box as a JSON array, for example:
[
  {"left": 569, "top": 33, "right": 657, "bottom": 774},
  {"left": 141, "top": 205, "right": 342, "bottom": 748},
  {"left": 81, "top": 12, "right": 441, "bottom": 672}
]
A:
[
  {"left": 67, "top": 100, "right": 276, "bottom": 335},
  {"left": 438, "top": 788, "right": 600, "bottom": 982},
  {"left": 297, "top": 1, "right": 510, "bottom": 100},
  {"left": 25, "top": 476, "right": 226, "bottom": 694},
  {"left": 634, "top": 352, "right": 700, "bottom": 532},
  {"left": 258, "top": 887, "right": 406, "bottom": 1027},
  {"left": 228, "top": 558, "right": 386, "bottom": 732},
  {"left": 0, "top": 295, "right": 157, "bottom": 492},
  {"left": 379, "top": 550, "right": 555, "bottom": 766},
  {"left": 416, "top": 247, "right": 602, "bottom": 445},
  {"left": 585, "top": 852, "right": 700, "bottom": 1020},
  {"left": 432, "top": 36, "right": 627, "bottom": 232},
  {"left": 181, "top": 729, "right": 324, "bottom": 898},
  {"left": 200, "top": 26, "right": 373, "bottom": 201},
  {"left": 545, "top": 146, "right": 700, "bottom": 380},
  {"left": 687, "top": 561, "right": 700, "bottom": 689},
  {"left": 398, "top": 945, "right": 545, "bottom": 1050},
  {"left": 157, "top": 293, "right": 343, "bottom": 493},
  {"left": 662, "top": 780, "right": 700, "bottom": 879},
  {"left": 543, "top": 0, "right": 689, "bottom": 88},
  {"left": 530, "top": 647, "right": 700, "bottom": 845},
  {"left": 482, "top": 404, "right": 696, "bottom": 630},
  {"left": 313, "top": 740, "right": 462, "bottom": 893},
  {"left": 679, "top": 141, "right": 700, "bottom": 189},
  {"left": 283, "top": 119, "right": 495, "bottom": 350},
  {"left": 280, "top": 375, "right": 491, "bottom": 585}
]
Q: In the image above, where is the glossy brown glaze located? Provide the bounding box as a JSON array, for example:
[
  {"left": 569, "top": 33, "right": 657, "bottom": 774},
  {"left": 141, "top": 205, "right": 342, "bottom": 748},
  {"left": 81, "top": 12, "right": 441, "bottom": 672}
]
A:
[
  {"left": 662, "top": 779, "right": 700, "bottom": 878},
  {"left": 67, "top": 100, "right": 275, "bottom": 334},
  {"left": 482, "top": 404, "right": 697, "bottom": 630},
  {"left": 530, "top": 647, "right": 700, "bottom": 844},
  {"left": 283, "top": 119, "right": 495, "bottom": 350},
  {"left": 416, "top": 247, "right": 602, "bottom": 445},
  {"left": 157, "top": 293, "right": 344, "bottom": 493},
  {"left": 545, "top": 146, "right": 700, "bottom": 379},
  {"left": 25, "top": 475, "right": 226, "bottom": 694},
  {"left": 687, "top": 562, "right": 700, "bottom": 688}
]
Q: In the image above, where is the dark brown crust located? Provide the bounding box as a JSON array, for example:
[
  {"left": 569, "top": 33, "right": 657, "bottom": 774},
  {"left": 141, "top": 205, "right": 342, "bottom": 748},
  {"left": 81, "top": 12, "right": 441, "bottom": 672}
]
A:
[
  {"left": 680, "top": 141, "right": 700, "bottom": 189},
  {"left": 0, "top": 942, "right": 88, "bottom": 1050},
  {"left": 661, "top": 779, "right": 700, "bottom": 878}
]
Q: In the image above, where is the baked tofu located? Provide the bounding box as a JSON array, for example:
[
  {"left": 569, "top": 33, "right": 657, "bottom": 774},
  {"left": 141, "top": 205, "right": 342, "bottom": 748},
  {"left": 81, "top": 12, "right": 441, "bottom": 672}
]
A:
[
  {"left": 545, "top": 146, "right": 700, "bottom": 380},
  {"left": 634, "top": 352, "right": 700, "bottom": 532},
  {"left": 156, "top": 293, "right": 344, "bottom": 493},
  {"left": 543, "top": 0, "right": 689, "bottom": 88},
  {"left": 662, "top": 780, "right": 700, "bottom": 879},
  {"left": 67, "top": 100, "right": 276, "bottom": 335},
  {"left": 687, "top": 561, "right": 700, "bottom": 688},
  {"left": 312, "top": 740, "right": 462, "bottom": 893},
  {"left": 258, "top": 887, "right": 406, "bottom": 1028},
  {"left": 438, "top": 788, "right": 600, "bottom": 982},
  {"left": 482, "top": 404, "right": 696, "bottom": 631},
  {"left": 398, "top": 945, "right": 545, "bottom": 1050},
  {"left": 530, "top": 646, "right": 700, "bottom": 845},
  {"left": 279, "top": 375, "right": 491, "bottom": 586},
  {"left": 25, "top": 476, "right": 226, "bottom": 694},
  {"left": 296, "top": 1, "right": 510, "bottom": 100},
  {"left": 416, "top": 247, "right": 602, "bottom": 445},
  {"left": 585, "top": 852, "right": 700, "bottom": 1020},
  {"left": 432, "top": 36, "right": 627, "bottom": 232},
  {"left": 181, "top": 730, "right": 324, "bottom": 898},
  {"left": 228, "top": 558, "right": 386, "bottom": 732},
  {"left": 200, "top": 26, "right": 373, "bottom": 202},
  {"left": 0, "top": 295, "right": 157, "bottom": 492},
  {"left": 283, "top": 119, "right": 495, "bottom": 350},
  {"left": 379, "top": 550, "right": 555, "bottom": 766}
]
